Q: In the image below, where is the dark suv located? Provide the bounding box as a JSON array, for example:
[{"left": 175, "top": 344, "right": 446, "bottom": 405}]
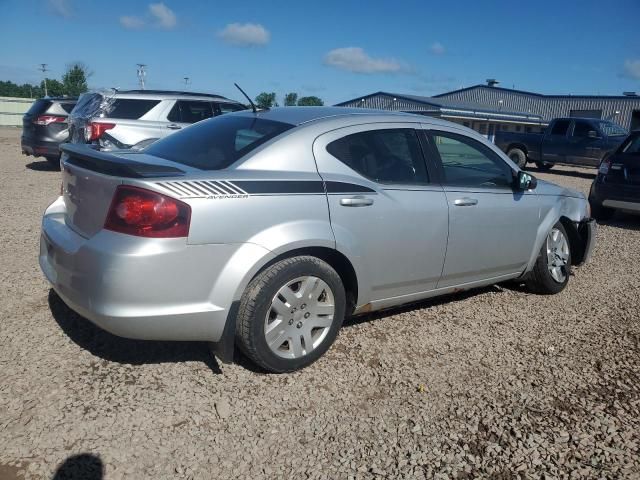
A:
[{"left": 21, "top": 97, "right": 77, "bottom": 167}]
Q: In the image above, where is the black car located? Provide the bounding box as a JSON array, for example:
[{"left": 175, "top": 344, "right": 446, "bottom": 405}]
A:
[
  {"left": 21, "top": 97, "right": 77, "bottom": 167},
  {"left": 589, "top": 130, "right": 640, "bottom": 220}
]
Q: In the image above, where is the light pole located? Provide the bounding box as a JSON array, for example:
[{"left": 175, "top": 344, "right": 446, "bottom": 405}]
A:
[
  {"left": 183, "top": 76, "right": 191, "bottom": 90},
  {"left": 39, "top": 64, "right": 48, "bottom": 97},
  {"left": 136, "top": 64, "right": 147, "bottom": 90}
]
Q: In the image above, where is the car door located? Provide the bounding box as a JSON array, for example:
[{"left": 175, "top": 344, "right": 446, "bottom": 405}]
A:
[
  {"left": 313, "top": 124, "right": 449, "bottom": 307},
  {"left": 542, "top": 119, "right": 571, "bottom": 164},
  {"left": 567, "top": 120, "right": 606, "bottom": 167},
  {"left": 166, "top": 100, "right": 215, "bottom": 131},
  {"left": 424, "top": 127, "right": 540, "bottom": 288}
]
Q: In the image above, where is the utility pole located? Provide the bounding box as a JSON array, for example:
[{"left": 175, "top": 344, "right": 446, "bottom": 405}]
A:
[
  {"left": 183, "top": 76, "right": 191, "bottom": 90},
  {"left": 136, "top": 64, "right": 147, "bottom": 90},
  {"left": 39, "top": 64, "right": 49, "bottom": 97}
]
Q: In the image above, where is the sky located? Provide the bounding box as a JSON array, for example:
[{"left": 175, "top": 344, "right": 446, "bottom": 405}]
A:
[{"left": 1, "top": 0, "right": 639, "bottom": 105}]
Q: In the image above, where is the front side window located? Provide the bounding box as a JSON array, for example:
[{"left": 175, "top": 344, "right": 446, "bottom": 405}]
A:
[
  {"left": 572, "top": 121, "right": 592, "bottom": 137},
  {"left": 326, "top": 129, "right": 428, "bottom": 184},
  {"left": 145, "top": 115, "right": 293, "bottom": 170},
  {"left": 550, "top": 120, "right": 570, "bottom": 136},
  {"left": 430, "top": 131, "right": 513, "bottom": 188}
]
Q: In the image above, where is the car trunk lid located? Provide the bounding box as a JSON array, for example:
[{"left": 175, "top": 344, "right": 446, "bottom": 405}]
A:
[
  {"left": 60, "top": 144, "right": 186, "bottom": 238},
  {"left": 606, "top": 152, "right": 640, "bottom": 186}
]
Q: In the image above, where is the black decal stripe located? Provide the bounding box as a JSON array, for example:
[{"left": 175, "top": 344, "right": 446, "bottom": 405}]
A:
[
  {"left": 325, "top": 181, "right": 376, "bottom": 193},
  {"left": 233, "top": 180, "right": 325, "bottom": 194}
]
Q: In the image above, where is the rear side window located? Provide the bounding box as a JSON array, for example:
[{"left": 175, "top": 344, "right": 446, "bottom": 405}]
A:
[
  {"left": 145, "top": 116, "right": 293, "bottom": 170},
  {"left": 216, "top": 102, "right": 247, "bottom": 115},
  {"left": 167, "top": 100, "right": 214, "bottom": 123},
  {"left": 326, "top": 129, "right": 428, "bottom": 184},
  {"left": 106, "top": 99, "right": 160, "bottom": 119},
  {"left": 26, "top": 99, "right": 52, "bottom": 115},
  {"left": 550, "top": 120, "right": 570, "bottom": 136}
]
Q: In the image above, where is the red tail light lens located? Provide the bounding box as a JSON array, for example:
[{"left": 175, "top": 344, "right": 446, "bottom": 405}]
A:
[
  {"left": 105, "top": 186, "right": 191, "bottom": 238},
  {"left": 34, "top": 115, "right": 66, "bottom": 125},
  {"left": 87, "top": 122, "right": 116, "bottom": 141}
]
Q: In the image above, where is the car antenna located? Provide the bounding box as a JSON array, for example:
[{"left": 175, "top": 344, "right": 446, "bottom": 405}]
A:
[{"left": 234, "top": 83, "right": 257, "bottom": 114}]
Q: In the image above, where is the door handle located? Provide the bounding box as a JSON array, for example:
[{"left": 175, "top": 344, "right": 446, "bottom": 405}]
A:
[
  {"left": 340, "top": 196, "right": 374, "bottom": 207},
  {"left": 167, "top": 124, "right": 182, "bottom": 130},
  {"left": 453, "top": 197, "right": 478, "bottom": 207}
]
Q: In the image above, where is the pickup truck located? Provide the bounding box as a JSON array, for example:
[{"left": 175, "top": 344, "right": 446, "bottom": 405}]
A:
[{"left": 495, "top": 117, "right": 628, "bottom": 170}]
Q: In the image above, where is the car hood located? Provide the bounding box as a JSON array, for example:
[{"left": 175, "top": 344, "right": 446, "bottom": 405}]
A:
[{"left": 535, "top": 178, "right": 585, "bottom": 199}]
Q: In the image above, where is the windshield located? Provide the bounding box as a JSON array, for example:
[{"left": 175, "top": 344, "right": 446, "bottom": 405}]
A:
[
  {"left": 598, "top": 121, "right": 627, "bottom": 137},
  {"left": 145, "top": 115, "right": 294, "bottom": 170},
  {"left": 620, "top": 133, "right": 640, "bottom": 154}
]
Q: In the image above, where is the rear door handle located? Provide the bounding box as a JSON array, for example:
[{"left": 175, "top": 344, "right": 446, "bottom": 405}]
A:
[
  {"left": 167, "top": 124, "right": 182, "bottom": 130},
  {"left": 453, "top": 197, "right": 478, "bottom": 207},
  {"left": 340, "top": 196, "right": 374, "bottom": 207}
]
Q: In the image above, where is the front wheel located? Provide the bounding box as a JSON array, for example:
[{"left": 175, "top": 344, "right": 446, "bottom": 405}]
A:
[
  {"left": 525, "top": 222, "right": 571, "bottom": 294},
  {"left": 236, "top": 256, "right": 346, "bottom": 373},
  {"left": 507, "top": 148, "right": 527, "bottom": 169}
]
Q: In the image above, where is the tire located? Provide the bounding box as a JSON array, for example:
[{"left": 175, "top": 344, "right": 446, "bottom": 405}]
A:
[
  {"left": 507, "top": 148, "right": 527, "bottom": 169},
  {"left": 525, "top": 222, "right": 572, "bottom": 295},
  {"left": 45, "top": 155, "right": 61, "bottom": 170},
  {"left": 236, "top": 256, "right": 346, "bottom": 373},
  {"left": 590, "top": 201, "right": 615, "bottom": 221},
  {"left": 535, "top": 161, "right": 553, "bottom": 171}
]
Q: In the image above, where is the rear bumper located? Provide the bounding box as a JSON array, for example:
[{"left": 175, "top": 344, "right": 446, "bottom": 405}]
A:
[
  {"left": 576, "top": 217, "right": 596, "bottom": 266},
  {"left": 21, "top": 138, "right": 61, "bottom": 158},
  {"left": 39, "top": 197, "right": 260, "bottom": 342},
  {"left": 589, "top": 180, "right": 640, "bottom": 212}
]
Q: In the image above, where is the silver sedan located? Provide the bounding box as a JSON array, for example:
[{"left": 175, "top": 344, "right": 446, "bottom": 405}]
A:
[{"left": 40, "top": 107, "right": 595, "bottom": 372}]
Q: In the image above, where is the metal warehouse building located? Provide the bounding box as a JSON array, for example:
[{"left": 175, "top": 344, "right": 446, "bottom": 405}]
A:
[{"left": 337, "top": 82, "right": 640, "bottom": 139}]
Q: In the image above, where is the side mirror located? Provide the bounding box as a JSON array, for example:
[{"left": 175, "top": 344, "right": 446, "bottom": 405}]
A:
[
  {"left": 588, "top": 130, "right": 599, "bottom": 139},
  {"left": 516, "top": 170, "right": 537, "bottom": 191}
]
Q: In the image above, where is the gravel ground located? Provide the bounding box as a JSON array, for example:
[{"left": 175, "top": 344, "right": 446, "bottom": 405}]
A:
[{"left": 0, "top": 126, "right": 638, "bottom": 479}]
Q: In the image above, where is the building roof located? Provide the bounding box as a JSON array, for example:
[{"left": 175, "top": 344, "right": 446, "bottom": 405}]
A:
[
  {"left": 434, "top": 84, "right": 640, "bottom": 100},
  {"left": 236, "top": 106, "right": 423, "bottom": 125}
]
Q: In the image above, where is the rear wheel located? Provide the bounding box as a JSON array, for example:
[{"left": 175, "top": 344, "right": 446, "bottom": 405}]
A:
[
  {"left": 507, "top": 148, "right": 527, "bottom": 169},
  {"left": 236, "top": 256, "right": 346, "bottom": 373},
  {"left": 590, "top": 199, "right": 615, "bottom": 221},
  {"left": 525, "top": 222, "right": 571, "bottom": 294},
  {"left": 535, "top": 161, "right": 553, "bottom": 171}
]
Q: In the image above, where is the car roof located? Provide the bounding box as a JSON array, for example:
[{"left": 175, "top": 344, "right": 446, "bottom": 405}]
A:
[
  {"left": 107, "top": 90, "right": 238, "bottom": 102},
  {"left": 233, "top": 106, "right": 433, "bottom": 126},
  {"left": 39, "top": 97, "right": 77, "bottom": 102}
]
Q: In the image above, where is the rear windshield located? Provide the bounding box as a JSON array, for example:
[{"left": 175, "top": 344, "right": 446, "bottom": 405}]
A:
[
  {"left": 106, "top": 99, "right": 160, "bottom": 119},
  {"left": 145, "top": 115, "right": 294, "bottom": 170},
  {"left": 26, "top": 99, "right": 52, "bottom": 115}
]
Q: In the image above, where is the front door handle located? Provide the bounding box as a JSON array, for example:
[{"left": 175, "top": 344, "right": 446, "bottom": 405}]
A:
[
  {"left": 453, "top": 197, "right": 478, "bottom": 207},
  {"left": 167, "top": 124, "right": 182, "bottom": 130},
  {"left": 340, "top": 196, "right": 374, "bottom": 207}
]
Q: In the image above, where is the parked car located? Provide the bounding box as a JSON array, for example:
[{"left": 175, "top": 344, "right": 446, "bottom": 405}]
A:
[
  {"left": 589, "top": 130, "right": 640, "bottom": 219},
  {"left": 21, "top": 97, "right": 77, "bottom": 167},
  {"left": 495, "top": 117, "right": 628, "bottom": 170},
  {"left": 40, "top": 108, "right": 595, "bottom": 372},
  {"left": 67, "top": 89, "right": 247, "bottom": 151}
]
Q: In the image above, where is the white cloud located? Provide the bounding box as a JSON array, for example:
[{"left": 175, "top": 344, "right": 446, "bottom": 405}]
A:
[
  {"left": 429, "top": 42, "right": 445, "bottom": 55},
  {"left": 120, "top": 15, "right": 145, "bottom": 29},
  {"left": 623, "top": 59, "right": 640, "bottom": 80},
  {"left": 218, "top": 23, "right": 270, "bottom": 46},
  {"left": 149, "top": 2, "right": 176, "bottom": 29},
  {"left": 47, "top": 0, "right": 72, "bottom": 18},
  {"left": 323, "top": 47, "right": 404, "bottom": 74}
]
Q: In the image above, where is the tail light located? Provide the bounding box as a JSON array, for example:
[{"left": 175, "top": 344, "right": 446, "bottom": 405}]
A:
[
  {"left": 105, "top": 186, "right": 191, "bottom": 238},
  {"left": 598, "top": 156, "right": 612, "bottom": 175},
  {"left": 34, "top": 115, "right": 66, "bottom": 125},
  {"left": 86, "top": 121, "right": 116, "bottom": 141}
]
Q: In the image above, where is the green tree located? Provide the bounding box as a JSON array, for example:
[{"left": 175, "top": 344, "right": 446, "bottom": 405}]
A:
[
  {"left": 284, "top": 92, "right": 298, "bottom": 106},
  {"left": 42, "top": 78, "right": 65, "bottom": 97},
  {"left": 255, "top": 92, "right": 277, "bottom": 109},
  {"left": 297, "top": 96, "right": 324, "bottom": 106},
  {"left": 62, "top": 63, "right": 91, "bottom": 97}
]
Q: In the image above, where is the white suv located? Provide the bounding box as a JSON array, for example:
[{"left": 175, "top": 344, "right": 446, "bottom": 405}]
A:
[{"left": 67, "top": 89, "right": 246, "bottom": 151}]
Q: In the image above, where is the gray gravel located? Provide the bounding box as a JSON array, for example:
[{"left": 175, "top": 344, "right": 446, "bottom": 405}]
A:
[{"left": 0, "top": 126, "right": 638, "bottom": 479}]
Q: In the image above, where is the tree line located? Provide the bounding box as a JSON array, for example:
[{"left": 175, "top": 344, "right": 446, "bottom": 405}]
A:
[
  {"left": 0, "top": 63, "right": 90, "bottom": 99},
  {"left": 255, "top": 92, "right": 324, "bottom": 108}
]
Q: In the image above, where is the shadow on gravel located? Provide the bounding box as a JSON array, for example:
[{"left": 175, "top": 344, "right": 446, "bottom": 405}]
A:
[
  {"left": 25, "top": 160, "right": 59, "bottom": 171},
  {"left": 48, "top": 290, "right": 222, "bottom": 374},
  {"left": 597, "top": 213, "right": 640, "bottom": 232},
  {"left": 343, "top": 285, "right": 502, "bottom": 328},
  {"left": 52, "top": 453, "right": 103, "bottom": 480},
  {"left": 526, "top": 165, "right": 596, "bottom": 180}
]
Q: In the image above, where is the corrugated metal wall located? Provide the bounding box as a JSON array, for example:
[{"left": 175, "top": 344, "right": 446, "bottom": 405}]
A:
[
  {"left": 435, "top": 87, "right": 640, "bottom": 129},
  {"left": 0, "top": 97, "right": 33, "bottom": 126},
  {"left": 340, "top": 96, "right": 439, "bottom": 113}
]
